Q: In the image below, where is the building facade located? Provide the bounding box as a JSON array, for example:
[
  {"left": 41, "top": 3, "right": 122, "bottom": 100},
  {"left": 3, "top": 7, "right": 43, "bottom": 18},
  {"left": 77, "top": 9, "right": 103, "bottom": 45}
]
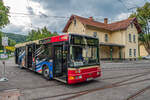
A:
[
  {"left": 139, "top": 44, "right": 149, "bottom": 57},
  {"left": 63, "top": 15, "right": 142, "bottom": 60}
]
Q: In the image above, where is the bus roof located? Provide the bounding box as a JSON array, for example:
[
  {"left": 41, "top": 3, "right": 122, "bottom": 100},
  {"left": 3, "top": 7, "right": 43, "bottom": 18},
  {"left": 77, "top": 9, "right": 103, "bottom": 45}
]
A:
[
  {"left": 39, "top": 34, "right": 69, "bottom": 44},
  {"left": 15, "top": 40, "right": 40, "bottom": 48},
  {"left": 40, "top": 33, "right": 98, "bottom": 44},
  {"left": 15, "top": 33, "right": 98, "bottom": 48}
]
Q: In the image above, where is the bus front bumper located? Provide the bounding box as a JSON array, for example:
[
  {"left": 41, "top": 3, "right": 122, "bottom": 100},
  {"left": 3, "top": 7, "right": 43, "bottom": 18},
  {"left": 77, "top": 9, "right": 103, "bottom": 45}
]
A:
[{"left": 68, "top": 70, "right": 101, "bottom": 84}]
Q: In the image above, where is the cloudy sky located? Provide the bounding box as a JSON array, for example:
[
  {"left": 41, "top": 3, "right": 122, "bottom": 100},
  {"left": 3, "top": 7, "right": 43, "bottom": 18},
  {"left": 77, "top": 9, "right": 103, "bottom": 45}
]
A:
[{"left": 2, "top": 0, "right": 149, "bottom": 35}]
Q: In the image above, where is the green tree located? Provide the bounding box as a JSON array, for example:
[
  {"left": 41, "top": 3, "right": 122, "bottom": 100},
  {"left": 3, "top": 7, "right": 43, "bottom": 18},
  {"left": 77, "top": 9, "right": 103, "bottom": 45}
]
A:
[
  {"left": 130, "top": 2, "right": 150, "bottom": 34},
  {"left": 27, "top": 26, "right": 58, "bottom": 41},
  {"left": 0, "top": 1, "right": 9, "bottom": 50},
  {"left": 0, "top": 31, "right": 3, "bottom": 49},
  {"left": 8, "top": 38, "right": 16, "bottom": 46},
  {"left": 130, "top": 2, "right": 150, "bottom": 55},
  {"left": 0, "top": 1, "right": 9, "bottom": 28}
]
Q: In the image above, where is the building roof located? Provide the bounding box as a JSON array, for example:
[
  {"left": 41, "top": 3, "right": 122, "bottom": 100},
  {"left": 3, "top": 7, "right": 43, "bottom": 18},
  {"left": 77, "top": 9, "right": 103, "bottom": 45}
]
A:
[{"left": 62, "top": 14, "right": 142, "bottom": 33}]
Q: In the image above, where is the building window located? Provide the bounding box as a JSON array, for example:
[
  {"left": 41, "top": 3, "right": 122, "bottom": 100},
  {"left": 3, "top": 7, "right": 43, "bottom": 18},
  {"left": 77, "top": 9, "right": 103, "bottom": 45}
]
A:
[
  {"left": 129, "top": 49, "right": 132, "bottom": 57},
  {"left": 74, "top": 19, "right": 76, "bottom": 26},
  {"left": 129, "top": 34, "right": 132, "bottom": 42},
  {"left": 133, "top": 35, "right": 136, "bottom": 43},
  {"left": 105, "top": 34, "right": 108, "bottom": 42},
  {"left": 93, "top": 32, "right": 97, "bottom": 37},
  {"left": 134, "top": 49, "right": 136, "bottom": 57}
]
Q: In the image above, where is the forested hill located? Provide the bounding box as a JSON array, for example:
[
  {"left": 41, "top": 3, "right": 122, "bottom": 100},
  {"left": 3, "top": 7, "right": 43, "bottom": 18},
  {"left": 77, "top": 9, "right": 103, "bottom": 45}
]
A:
[{"left": 4, "top": 33, "right": 27, "bottom": 43}]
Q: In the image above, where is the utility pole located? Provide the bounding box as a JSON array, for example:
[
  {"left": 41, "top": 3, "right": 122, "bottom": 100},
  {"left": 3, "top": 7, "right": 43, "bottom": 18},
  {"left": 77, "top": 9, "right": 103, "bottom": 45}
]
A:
[{"left": 0, "top": 36, "right": 8, "bottom": 82}]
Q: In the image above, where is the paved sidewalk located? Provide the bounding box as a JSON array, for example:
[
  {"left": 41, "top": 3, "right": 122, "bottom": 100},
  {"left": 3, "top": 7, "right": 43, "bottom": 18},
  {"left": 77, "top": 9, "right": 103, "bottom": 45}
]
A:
[{"left": 0, "top": 89, "right": 20, "bottom": 100}]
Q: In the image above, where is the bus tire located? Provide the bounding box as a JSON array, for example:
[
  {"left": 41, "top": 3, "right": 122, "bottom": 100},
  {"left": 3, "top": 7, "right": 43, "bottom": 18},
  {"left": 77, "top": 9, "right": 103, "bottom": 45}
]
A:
[{"left": 42, "top": 65, "right": 50, "bottom": 80}]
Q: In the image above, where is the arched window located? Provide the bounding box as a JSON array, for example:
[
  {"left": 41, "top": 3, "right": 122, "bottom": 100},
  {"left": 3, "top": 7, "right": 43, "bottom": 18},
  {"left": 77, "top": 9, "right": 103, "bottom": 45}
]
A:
[
  {"left": 74, "top": 19, "right": 76, "bottom": 26},
  {"left": 129, "top": 34, "right": 131, "bottom": 42},
  {"left": 133, "top": 35, "right": 136, "bottom": 43},
  {"left": 129, "top": 49, "right": 132, "bottom": 57}
]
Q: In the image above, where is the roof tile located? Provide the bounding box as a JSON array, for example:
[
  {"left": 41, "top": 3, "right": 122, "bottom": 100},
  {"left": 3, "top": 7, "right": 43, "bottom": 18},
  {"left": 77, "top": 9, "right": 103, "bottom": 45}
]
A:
[{"left": 63, "top": 14, "right": 142, "bottom": 33}]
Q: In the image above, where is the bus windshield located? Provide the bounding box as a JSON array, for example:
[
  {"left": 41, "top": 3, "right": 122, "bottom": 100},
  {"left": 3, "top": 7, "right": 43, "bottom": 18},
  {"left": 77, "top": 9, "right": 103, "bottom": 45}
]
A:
[
  {"left": 69, "top": 35, "right": 99, "bottom": 67},
  {"left": 69, "top": 45, "right": 99, "bottom": 67}
]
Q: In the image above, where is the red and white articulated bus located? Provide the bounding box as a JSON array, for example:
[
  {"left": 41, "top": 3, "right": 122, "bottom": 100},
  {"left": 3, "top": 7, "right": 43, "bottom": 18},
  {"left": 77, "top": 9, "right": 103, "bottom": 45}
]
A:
[{"left": 15, "top": 34, "right": 102, "bottom": 84}]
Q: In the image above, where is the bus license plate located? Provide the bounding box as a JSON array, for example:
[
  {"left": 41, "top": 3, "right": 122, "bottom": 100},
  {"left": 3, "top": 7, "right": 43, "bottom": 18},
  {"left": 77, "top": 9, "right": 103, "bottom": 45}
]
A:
[{"left": 87, "top": 77, "right": 93, "bottom": 81}]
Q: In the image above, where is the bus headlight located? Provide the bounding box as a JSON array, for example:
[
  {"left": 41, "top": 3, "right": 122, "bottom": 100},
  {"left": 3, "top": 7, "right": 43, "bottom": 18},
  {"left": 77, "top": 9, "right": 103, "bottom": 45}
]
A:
[{"left": 69, "top": 76, "right": 75, "bottom": 80}]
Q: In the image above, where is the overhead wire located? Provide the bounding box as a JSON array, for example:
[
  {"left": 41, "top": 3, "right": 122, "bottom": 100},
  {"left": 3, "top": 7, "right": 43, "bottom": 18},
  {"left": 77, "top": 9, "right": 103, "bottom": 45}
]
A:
[
  {"left": 118, "top": 0, "right": 130, "bottom": 11},
  {"left": 9, "top": 12, "right": 70, "bottom": 19},
  {"left": 6, "top": 0, "right": 148, "bottom": 34}
]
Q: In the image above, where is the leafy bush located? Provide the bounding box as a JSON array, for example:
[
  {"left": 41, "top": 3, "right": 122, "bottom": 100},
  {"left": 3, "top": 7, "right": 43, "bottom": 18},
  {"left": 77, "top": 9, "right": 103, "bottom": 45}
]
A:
[{"left": 138, "top": 56, "right": 143, "bottom": 60}]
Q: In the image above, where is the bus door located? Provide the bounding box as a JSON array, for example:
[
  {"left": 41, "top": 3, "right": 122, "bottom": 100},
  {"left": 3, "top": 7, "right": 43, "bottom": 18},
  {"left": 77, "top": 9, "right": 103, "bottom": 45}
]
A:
[
  {"left": 26, "top": 44, "right": 36, "bottom": 68},
  {"left": 54, "top": 45, "right": 63, "bottom": 77},
  {"left": 62, "top": 45, "right": 68, "bottom": 76},
  {"left": 53, "top": 44, "right": 68, "bottom": 83}
]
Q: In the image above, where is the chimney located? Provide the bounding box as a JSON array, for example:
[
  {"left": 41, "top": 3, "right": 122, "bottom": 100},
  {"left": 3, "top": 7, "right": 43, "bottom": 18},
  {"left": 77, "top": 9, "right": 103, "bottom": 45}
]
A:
[
  {"left": 104, "top": 18, "right": 108, "bottom": 24},
  {"left": 89, "top": 16, "right": 94, "bottom": 21}
]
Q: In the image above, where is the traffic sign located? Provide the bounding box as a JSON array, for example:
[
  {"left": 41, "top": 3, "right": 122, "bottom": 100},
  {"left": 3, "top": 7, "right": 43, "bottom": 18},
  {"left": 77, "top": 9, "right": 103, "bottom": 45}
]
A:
[
  {"left": 0, "top": 53, "right": 8, "bottom": 58},
  {"left": 0, "top": 53, "right": 8, "bottom": 60},
  {"left": 2, "top": 37, "right": 8, "bottom": 46}
]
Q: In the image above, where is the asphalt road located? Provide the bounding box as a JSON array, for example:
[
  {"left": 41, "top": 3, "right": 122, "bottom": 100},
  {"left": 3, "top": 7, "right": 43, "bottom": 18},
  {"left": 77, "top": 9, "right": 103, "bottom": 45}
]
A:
[{"left": 0, "top": 58, "right": 150, "bottom": 100}]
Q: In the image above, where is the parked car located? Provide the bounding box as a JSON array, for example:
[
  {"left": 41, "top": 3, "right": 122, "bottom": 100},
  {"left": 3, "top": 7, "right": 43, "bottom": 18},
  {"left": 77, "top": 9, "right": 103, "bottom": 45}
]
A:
[{"left": 143, "top": 55, "right": 150, "bottom": 60}]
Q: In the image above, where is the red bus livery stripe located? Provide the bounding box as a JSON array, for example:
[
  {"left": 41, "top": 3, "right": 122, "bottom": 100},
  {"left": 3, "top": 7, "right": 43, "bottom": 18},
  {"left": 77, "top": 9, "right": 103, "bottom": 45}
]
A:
[{"left": 46, "top": 34, "right": 69, "bottom": 43}]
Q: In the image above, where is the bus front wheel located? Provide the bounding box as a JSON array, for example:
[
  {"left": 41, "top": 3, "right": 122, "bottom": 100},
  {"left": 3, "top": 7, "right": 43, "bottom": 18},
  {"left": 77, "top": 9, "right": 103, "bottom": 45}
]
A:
[{"left": 42, "top": 65, "right": 50, "bottom": 80}]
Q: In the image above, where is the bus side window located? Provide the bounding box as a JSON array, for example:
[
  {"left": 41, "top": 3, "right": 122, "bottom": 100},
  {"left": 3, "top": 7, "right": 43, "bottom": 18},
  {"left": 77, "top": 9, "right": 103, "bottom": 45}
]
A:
[
  {"left": 38, "top": 45, "right": 46, "bottom": 60},
  {"left": 37, "top": 45, "right": 53, "bottom": 60}
]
